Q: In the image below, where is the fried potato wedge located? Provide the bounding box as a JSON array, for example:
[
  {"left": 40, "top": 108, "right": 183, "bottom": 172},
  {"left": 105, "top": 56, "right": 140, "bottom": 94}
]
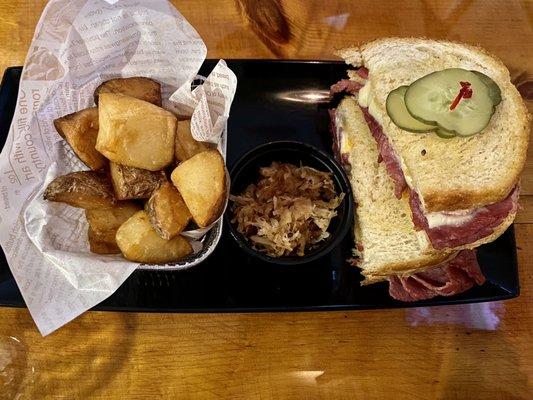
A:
[
  {"left": 174, "top": 119, "right": 210, "bottom": 162},
  {"left": 116, "top": 210, "right": 193, "bottom": 263},
  {"left": 171, "top": 150, "right": 227, "bottom": 228},
  {"left": 86, "top": 202, "right": 141, "bottom": 254},
  {"left": 44, "top": 171, "right": 115, "bottom": 209},
  {"left": 96, "top": 93, "right": 176, "bottom": 171},
  {"left": 110, "top": 162, "right": 165, "bottom": 200},
  {"left": 147, "top": 181, "right": 192, "bottom": 239},
  {"left": 94, "top": 77, "right": 162, "bottom": 106},
  {"left": 86, "top": 201, "right": 142, "bottom": 233},
  {"left": 88, "top": 226, "right": 121, "bottom": 254},
  {"left": 54, "top": 107, "right": 107, "bottom": 171}
]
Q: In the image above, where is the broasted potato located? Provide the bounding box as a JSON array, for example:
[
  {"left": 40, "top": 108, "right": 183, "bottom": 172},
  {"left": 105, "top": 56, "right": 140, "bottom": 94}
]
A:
[
  {"left": 86, "top": 202, "right": 141, "bottom": 254},
  {"left": 110, "top": 162, "right": 165, "bottom": 200},
  {"left": 170, "top": 150, "right": 227, "bottom": 228},
  {"left": 116, "top": 210, "right": 193, "bottom": 263},
  {"left": 44, "top": 171, "right": 115, "bottom": 209},
  {"left": 147, "top": 181, "right": 192, "bottom": 239},
  {"left": 96, "top": 93, "right": 176, "bottom": 171},
  {"left": 88, "top": 226, "right": 121, "bottom": 254},
  {"left": 86, "top": 202, "right": 142, "bottom": 233},
  {"left": 175, "top": 119, "right": 210, "bottom": 162},
  {"left": 54, "top": 107, "right": 107, "bottom": 171},
  {"left": 94, "top": 77, "right": 162, "bottom": 106}
]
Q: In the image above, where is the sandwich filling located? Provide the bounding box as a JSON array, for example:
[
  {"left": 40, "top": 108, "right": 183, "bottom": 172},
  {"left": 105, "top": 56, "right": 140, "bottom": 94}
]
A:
[
  {"left": 330, "top": 73, "right": 519, "bottom": 250},
  {"left": 329, "top": 93, "right": 486, "bottom": 302},
  {"left": 388, "top": 249, "right": 484, "bottom": 302}
]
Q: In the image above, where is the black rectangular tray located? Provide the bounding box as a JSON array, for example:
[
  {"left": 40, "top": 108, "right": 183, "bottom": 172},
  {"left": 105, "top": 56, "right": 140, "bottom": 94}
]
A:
[{"left": 0, "top": 61, "right": 519, "bottom": 312}]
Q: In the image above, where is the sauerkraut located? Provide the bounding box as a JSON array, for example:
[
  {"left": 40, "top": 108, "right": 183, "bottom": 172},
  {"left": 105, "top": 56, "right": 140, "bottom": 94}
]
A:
[{"left": 230, "top": 162, "right": 344, "bottom": 257}]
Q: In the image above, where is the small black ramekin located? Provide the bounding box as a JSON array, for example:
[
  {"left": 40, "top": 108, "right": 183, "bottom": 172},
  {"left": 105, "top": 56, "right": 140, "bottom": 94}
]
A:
[{"left": 225, "top": 141, "right": 353, "bottom": 265}]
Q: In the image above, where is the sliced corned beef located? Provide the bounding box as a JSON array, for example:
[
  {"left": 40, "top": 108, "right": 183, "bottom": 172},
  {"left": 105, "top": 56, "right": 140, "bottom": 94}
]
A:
[
  {"left": 388, "top": 250, "right": 484, "bottom": 301},
  {"left": 409, "top": 186, "right": 519, "bottom": 250},
  {"left": 357, "top": 67, "right": 369, "bottom": 79},
  {"left": 330, "top": 79, "right": 363, "bottom": 96}
]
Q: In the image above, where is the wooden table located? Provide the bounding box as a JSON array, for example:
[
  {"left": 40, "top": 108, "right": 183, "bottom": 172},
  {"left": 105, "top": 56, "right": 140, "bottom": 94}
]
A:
[{"left": 0, "top": 1, "right": 531, "bottom": 398}]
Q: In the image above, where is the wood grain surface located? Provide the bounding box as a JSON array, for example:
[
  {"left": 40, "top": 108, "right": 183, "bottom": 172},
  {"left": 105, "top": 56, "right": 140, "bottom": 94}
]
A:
[{"left": 0, "top": 1, "right": 532, "bottom": 399}]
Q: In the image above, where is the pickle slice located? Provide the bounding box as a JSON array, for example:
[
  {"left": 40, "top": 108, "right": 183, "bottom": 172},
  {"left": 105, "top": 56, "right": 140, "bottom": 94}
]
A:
[
  {"left": 472, "top": 71, "right": 502, "bottom": 105},
  {"left": 386, "top": 86, "right": 438, "bottom": 132},
  {"left": 436, "top": 128, "right": 456, "bottom": 139},
  {"left": 405, "top": 68, "right": 495, "bottom": 137}
]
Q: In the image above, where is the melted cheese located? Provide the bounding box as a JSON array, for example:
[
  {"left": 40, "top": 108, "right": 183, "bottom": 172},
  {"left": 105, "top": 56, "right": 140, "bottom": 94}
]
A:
[
  {"left": 357, "top": 81, "right": 385, "bottom": 127},
  {"left": 336, "top": 103, "right": 356, "bottom": 155},
  {"left": 338, "top": 120, "right": 353, "bottom": 155},
  {"left": 426, "top": 211, "right": 476, "bottom": 228},
  {"left": 357, "top": 81, "right": 371, "bottom": 107}
]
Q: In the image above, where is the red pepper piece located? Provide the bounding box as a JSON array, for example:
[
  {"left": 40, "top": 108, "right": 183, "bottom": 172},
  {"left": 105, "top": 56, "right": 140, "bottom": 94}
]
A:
[{"left": 450, "top": 81, "right": 473, "bottom": 110}]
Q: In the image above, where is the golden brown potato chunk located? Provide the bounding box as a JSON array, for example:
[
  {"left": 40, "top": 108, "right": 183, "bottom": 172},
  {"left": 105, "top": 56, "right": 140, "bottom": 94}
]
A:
[
  {"left": 86, "top": 202, "right": 142, "bottom": 233},
  {"left": 109, "top": 162, "right": 165, "bottom": 200},
  {"left": 88, "top": 226, "right": 121, "bottom": 254},
  {"left": 115, "top": 210, "right": 193, "bottom": 263},
  {"left": 86, "top": 202, "right": 142, "bottom": 254},
  {"left": 54, "top": 107, "right": 107, "bottom": 171},
  {"left": 171, "top": 150, "right": 227, "bottom": 228},
  {"left": 94, "top": 77, "right": 162, "bottom": 106},
  {"left": 96, "top": 93, "right": 176, "bottom": 171},
  {"left": 147, "top": 181, "right": 192, "bottom": 239},
  {"left": 174, "top": 119, "right": 210, "bottom": 162},
  {"left": 44, "top": 171, "right": 115, "bottom": 209}
]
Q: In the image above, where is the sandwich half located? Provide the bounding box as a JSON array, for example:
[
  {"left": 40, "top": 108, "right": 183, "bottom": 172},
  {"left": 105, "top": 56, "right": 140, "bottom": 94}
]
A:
[
  {"left": 332, "top": 38, "right": 529, "bottom": 251},
  {"left": 335, "top": 96, "right": 485, "bottom": 301}
]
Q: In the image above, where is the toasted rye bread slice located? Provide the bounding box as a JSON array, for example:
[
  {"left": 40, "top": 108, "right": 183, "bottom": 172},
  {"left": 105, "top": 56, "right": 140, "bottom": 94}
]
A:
[{"left": 336, "top": 37, "right": 530, "bottom": 212}]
